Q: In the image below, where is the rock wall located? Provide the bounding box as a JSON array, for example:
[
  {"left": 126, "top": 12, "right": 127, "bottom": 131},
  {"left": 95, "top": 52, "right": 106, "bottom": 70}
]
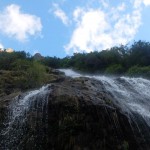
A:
[{"left": 47, "top": 77, "right": 150, "bottom": 150}]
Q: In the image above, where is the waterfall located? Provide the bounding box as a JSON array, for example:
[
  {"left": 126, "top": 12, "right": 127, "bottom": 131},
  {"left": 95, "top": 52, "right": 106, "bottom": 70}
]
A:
[
  {"left": 0, "top": 84, "right": 51, "bottom": 150},
  {"left": 59, "top": 69, "right": 82, "bottom": 78},
  {"left": 59, "top": 69, "right": 150, "bottom": 128},
  {"left": 1, "top": 68, "right": 150, "bottom": 149}
]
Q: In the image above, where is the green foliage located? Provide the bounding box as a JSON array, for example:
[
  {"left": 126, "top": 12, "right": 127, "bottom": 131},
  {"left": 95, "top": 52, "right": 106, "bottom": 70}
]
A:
[
  {"left": 11, "top": 59, "right": 47, "bottom": 89},
  {"left": 127, "top": 65, "right": 150, "bottom": 78},
  {"left": 0, "top": 51, "right": 29, "bottom": 70},
  {"left": 39, "top": 40, "right": 150, "bottom": 78},
  {"left": 11, "top": 59, "right": 31, "bottom": 71},
  {"left": 127, "top": 41, "right": 150, "bottom": 67},
  {"left": 26, "top": 61, "right": 46, "bottom": 88},
  {"left": 0, "top": 51, "right": 52, "bottom": 93},
  {"left": 40, "top": 56, "right": 60, "bottom": 68},
  {"left": 105, "top": 64, "right": 124, "bottom": 75}
]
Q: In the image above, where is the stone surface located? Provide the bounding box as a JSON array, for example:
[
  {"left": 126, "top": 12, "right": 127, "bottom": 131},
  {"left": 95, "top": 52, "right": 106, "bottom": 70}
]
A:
[{"left": 47, "top": 77, "right": 150, "bottom": 150}]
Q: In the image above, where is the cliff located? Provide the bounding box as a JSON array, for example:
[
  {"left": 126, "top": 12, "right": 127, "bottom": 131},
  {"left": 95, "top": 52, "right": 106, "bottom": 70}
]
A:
[{"left": 0, "top": 71, "right": 150, "bottom": 150}]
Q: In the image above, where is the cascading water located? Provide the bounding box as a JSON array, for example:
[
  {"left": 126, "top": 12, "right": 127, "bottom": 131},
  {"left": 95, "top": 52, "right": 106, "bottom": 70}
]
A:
[
  {"left": 0, "top": 84, "right": 51, "bottom": 150},
  {"left": 59, "top": 69, "right": 150, "bottom": 129},
  {"left": 94, "top": 76, "right": 150, "bottom": 117}
]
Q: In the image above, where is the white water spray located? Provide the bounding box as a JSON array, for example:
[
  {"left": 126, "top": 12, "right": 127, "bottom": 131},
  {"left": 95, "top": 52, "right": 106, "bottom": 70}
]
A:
[{"left": 0, "top": 84, "right": 51, "bottom": 149}]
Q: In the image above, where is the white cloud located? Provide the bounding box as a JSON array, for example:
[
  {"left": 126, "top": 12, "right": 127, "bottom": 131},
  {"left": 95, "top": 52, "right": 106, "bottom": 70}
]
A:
[
  {"left": 143, "top": 0, "right": 150, "bottom": 6},
  {"left": 117, "top": 3, "right": 126, "bottom": 11},
  {"left": 65, "top": 1, "right": 142, "bottom": 54},
  {"left": 65, "top": 9, "right": 111, "bottom": 53},
  {"left": 73, "top": 7, "right": 84, "bottom": 23},
  {"left": 0, "top": 4, "right": 42, "bottom": 42},
  {"left": 53, "top": 3, "right": 69, "bottom": 26},
  {"left": 0, "top": 43, "right": 4, "bottom": 49},
  {"left": 113, "top": 9, "right": 141, "bottom": 43},
  {"left": 100, "top": 0, "right": 109, "bottom": 8},
  {"left": 134, "top": 0, "right": 142, "bottom": 9},
  {"left": 134, "top": 0, "right": 150, "bottom": 7}
]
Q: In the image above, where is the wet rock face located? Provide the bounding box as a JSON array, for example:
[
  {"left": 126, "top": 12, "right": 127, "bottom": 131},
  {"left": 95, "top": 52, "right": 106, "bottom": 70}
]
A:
[
  {"left": 0, "top": 76, "right": 150, "bottom": 150},
  {"left": 47, "top": 77, "right": 148, "bottom": 150}
]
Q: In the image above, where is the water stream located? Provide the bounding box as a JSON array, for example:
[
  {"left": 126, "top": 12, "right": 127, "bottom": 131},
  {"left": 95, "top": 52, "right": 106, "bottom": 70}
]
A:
[
  {"left": 0, "top": 85, "right": 51, "bottom": 149},
  {"left": 59, "top": 69, "right": 150, "bottom": 127}
]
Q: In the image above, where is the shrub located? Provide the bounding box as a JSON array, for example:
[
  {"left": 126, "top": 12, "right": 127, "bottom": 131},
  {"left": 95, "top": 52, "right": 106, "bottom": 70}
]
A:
[
  {"left": 126, "top": 65, "right": 150, "bottom": 78},
  {"left": 105, "top": 64, "right": 124, "bottom": 75}
]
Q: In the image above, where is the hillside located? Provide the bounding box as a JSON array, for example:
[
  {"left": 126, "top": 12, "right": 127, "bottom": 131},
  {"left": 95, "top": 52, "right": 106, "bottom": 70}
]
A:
[{"left": 0, "top": 51, "right": 63, "bottom": 97}]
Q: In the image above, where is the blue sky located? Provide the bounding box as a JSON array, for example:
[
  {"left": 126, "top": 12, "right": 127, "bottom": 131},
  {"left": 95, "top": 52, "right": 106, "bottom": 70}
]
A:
[{"left": 0, "top": 0, "right": 150, "bottom": 58}]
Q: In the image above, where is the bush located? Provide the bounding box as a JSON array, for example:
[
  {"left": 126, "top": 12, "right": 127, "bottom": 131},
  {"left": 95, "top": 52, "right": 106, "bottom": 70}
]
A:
[
  {"left": 126, "top": 65, "right": 150, "bottom": 78},
  {"left": 11, "top": 59, "right": 31, "bottom": 71},
  {"left": 105, "top": 64, "right": 124, "bottom": 75},
  {"left": 8, "top": 59, "right": 47, "bottom": 89},
  {"left": 26, "top": 61, "right": 46, "bottom": 88}
]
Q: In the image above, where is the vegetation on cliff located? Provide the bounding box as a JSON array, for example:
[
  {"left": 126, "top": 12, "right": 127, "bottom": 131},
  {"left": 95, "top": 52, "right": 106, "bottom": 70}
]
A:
[{"left": 0, "top": 51, "right": 61, "bottom": 96}]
